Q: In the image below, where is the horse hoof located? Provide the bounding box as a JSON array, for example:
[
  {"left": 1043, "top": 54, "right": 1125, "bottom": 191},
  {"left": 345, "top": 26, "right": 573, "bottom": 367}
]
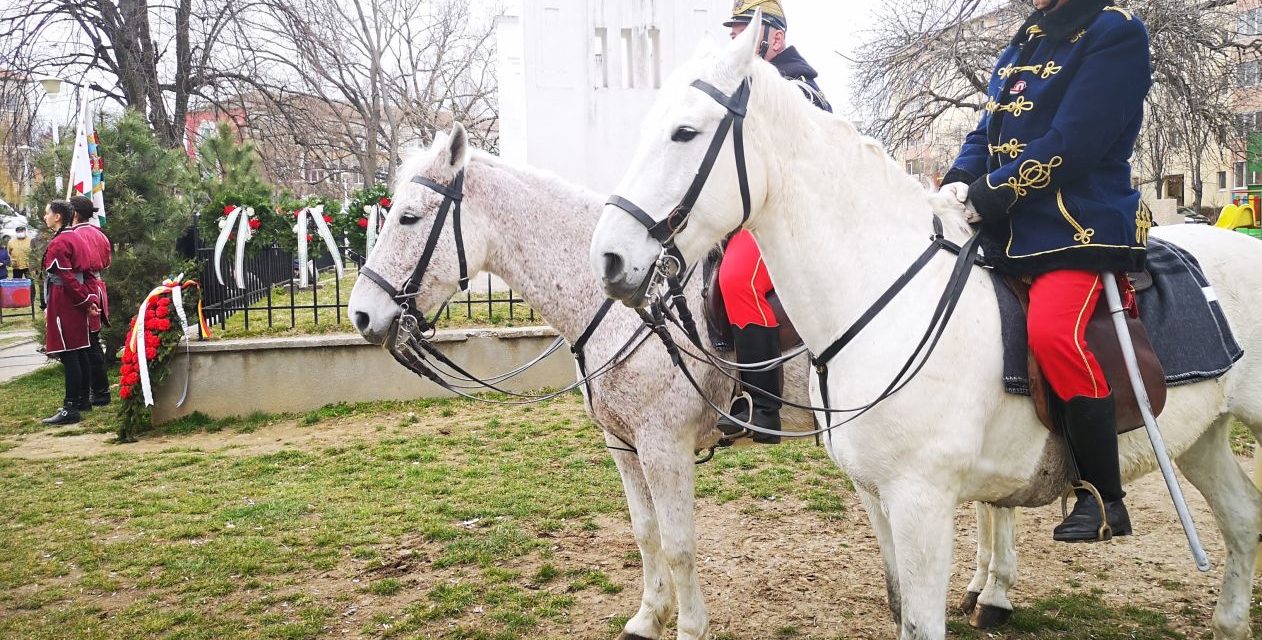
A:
[
  {"left": 959, "top": 591, "right": 980, "bottom": 616},
  {"left": 617, "top": 634, "right": 656, "bottom": 640},
  {"left": 968, "top": 603, "right": 1013, "bottom": 629}
]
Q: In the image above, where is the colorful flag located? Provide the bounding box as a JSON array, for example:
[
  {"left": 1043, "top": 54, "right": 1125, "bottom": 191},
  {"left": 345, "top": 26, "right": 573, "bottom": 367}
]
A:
[{"left": 68, "top": 94, "right": 106, "bottom": 226}]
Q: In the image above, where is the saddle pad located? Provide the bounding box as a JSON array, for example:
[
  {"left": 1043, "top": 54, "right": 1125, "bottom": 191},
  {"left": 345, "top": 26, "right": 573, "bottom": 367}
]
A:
[{"left": 998, "top": 237, "right": 1244, "bottom": 396}]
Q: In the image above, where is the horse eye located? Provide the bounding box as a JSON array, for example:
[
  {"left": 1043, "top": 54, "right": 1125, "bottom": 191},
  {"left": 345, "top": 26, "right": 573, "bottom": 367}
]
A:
[
  {"left": 398, "top": 212, "right": 422, "bottom": 226},
  {"left": 672, "top": 127, "right": 700, "bottom": 143}
]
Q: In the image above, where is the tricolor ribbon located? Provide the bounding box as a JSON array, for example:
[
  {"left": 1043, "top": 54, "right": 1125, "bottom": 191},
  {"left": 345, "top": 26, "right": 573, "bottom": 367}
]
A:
[
  {"left": 295, "top": 205, "right": 344, "bottom": 288},
  {"left": 129, "top": 276, "right": 211, "bottom": 407},
  {"left": 213, "top": 206, "right": 253, "bottom": 289}
]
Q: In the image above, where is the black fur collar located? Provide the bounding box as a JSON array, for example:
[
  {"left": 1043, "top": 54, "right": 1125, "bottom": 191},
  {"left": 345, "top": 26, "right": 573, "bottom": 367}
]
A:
[{"left": 1012, "top": 0, "right": 1111, "bottom": 45}]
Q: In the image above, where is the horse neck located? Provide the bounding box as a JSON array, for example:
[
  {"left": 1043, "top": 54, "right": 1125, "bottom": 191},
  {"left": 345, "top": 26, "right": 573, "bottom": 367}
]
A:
[
  {"left": 745, "top": 91, "right": 965, "bottom": 353},
  {"left": 464, "top": 156, "right": 613, "bottom": 343}
]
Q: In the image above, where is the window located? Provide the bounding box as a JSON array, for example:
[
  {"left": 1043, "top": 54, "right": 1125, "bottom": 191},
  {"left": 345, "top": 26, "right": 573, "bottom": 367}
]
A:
[
  {"left": 1238, "top": 60, "right": 1261, "bottom": 87},
  {"left": 648, "top": 28, "right": 661, "bottom": 89},
  {"left": 1234, "top": 161, "right": 1262, "bottom": 188},
  {"left": 1164, "top": 175, "right": 1184, "bottom": 199},
  {"left": 621, "top": 28, "right": 635, "bottom": 89},
  {"left": 593, "top": 28, "right": 609, "bottom": 89},
  {"left": 1219, "top": 170, "right": 1228, "bottom": 190},
  {"left": 1240, "top": 8, "right": 1262, "bottom": 36}
]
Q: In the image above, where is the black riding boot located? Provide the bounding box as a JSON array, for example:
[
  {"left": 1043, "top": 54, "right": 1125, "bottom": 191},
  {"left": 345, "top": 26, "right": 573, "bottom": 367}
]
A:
[
  {"left": 715, "top": 324, "right": 783, "bottom": 444},
  {"left": 1053, "top": 395, "right": 1133, "bottom": 542}
]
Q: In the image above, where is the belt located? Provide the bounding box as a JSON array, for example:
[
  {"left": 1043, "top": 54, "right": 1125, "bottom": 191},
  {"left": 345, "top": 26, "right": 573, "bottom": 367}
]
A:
[{"left": 46, "top": 272, "right": 87, "bottom": 286}]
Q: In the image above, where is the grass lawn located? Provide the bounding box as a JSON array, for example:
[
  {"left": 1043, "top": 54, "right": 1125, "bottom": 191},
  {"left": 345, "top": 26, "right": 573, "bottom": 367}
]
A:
[
  {"left": 0, "top": 310, "right": 36, "bottom": 332},
  {"left": 211, "top": 269, "right": 541, "bottom": 340},
  {"left": 0, "top": 366, "right": 1256, "bottom": 639}
]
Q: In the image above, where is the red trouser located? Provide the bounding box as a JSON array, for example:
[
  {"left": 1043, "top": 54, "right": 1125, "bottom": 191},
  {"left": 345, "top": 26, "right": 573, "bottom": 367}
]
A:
[
  {"left": 718, "top": 230, "right": 778, "bottom": 329},
  {"left": 1028, "top": 270, "right": 1111, "bottom": 401}
]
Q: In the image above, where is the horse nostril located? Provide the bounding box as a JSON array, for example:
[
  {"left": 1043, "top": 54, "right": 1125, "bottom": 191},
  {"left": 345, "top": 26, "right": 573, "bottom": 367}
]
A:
[
  {"left": 602, "top": 252, "right": 625, "bottom": 282},
  {"left": 354, "top": 311, "right": 371, "bottom": 334}
]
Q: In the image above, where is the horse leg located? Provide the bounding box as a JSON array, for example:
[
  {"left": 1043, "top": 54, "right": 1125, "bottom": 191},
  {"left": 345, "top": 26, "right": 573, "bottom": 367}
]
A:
[
  {"left": 886, "top": 486, "right": 957, "bottom": 640},
  {"left": 970, "top": 505, "right": 1017, "bottom": 629},
  {"left": 960, "top": 502, "right": 992, "bottom": 617},
  {"left": 638, "top": 437, "right": 708, "bottom": 640},
  {"left": 1175, "top": 417, "right": 1260, "bottom": 640},
  {"left": 858, "top": 486, "right": 901, "bottom": 627},
  {"left": 606, "top": 434, "right": 675, "bottom": 640}
]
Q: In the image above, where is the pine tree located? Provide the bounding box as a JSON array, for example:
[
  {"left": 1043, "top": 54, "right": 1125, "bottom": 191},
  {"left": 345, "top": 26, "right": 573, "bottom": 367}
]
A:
[
  {"left": 193, "top": 123, "right": 291, "bottom": 253},
  {"left": 28, "top": 110, "right": 192, "bottom": 361}
]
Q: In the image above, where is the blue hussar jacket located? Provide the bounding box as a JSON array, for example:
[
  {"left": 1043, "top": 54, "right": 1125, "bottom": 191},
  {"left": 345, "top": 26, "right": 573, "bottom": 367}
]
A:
[
  {"left": 943, "top": 0, "right": 1153, "bottom": 276},
  {"left": 771, "top": 46, "right": 832, "bottom": 113}
]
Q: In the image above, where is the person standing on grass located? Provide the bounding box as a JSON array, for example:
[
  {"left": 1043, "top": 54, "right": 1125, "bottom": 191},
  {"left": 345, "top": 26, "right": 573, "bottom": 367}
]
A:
[
  {"left": 71, "top": 195, "right": 112, "bottom": 407},
  {"left": 39, "top": 200, "right": 99, "bottom": 426},
  {"left": 0, "top": 240, "right": 9, "bottom": 279},
  {"left": 9, "top": 225, "right": 31, "bottom": 279}
]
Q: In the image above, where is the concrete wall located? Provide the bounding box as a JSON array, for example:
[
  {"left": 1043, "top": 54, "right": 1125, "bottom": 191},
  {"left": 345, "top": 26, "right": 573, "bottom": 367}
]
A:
[{"left": 151, "top": 328, "right": 577, "bottom": 424}]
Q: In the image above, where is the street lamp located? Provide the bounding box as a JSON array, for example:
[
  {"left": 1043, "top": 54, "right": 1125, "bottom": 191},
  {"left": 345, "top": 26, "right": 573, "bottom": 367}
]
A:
[{"left": 34, "top": 75, "right": 66, "bottom": 193}]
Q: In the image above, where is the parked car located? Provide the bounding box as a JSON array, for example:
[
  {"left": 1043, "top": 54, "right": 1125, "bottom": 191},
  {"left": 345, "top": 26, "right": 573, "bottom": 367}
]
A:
[
  {"left": 0, "top": 213, "right": 38, "bottom": 243},
  {"left": 1180, "top": 207, "right": 1211, "bottom": 225}
]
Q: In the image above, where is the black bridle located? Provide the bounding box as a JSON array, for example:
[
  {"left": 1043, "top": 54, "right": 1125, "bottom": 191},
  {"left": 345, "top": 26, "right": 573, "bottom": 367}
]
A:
[
  {"left": 606, "top": 78, "right": 752, "bottom": 276},
  {"left": 360, "top": 170, "right": 470, "bottom": 338},
  {"left": 358, "top": 168, "right": 659, "bottom": 459},
  {"left": 604, "top": 73, "right": 985, "bottom": 443}
]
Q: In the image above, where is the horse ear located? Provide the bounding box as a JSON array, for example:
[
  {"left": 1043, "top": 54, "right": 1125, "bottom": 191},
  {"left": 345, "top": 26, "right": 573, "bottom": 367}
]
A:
[
  {"left": 448, "top": 122, "right": 469, "bottom": 169},
  {"left": 722, "top": 8, "right": 762, "bottom": 75}
]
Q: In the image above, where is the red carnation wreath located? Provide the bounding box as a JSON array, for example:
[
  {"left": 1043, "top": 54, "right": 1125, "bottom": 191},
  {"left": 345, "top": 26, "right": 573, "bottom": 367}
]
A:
[{"left": 116, "top": 281, "right": 209, "bottom": 442}]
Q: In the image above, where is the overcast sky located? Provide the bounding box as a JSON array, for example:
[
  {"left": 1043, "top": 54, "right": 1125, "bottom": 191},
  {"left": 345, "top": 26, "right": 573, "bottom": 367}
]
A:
[{"left": 785, "top": 0, "right": 882, "bottom": 117}]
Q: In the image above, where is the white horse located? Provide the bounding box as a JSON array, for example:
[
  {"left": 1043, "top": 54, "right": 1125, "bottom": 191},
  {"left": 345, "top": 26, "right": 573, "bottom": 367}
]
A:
[
  {"left": 590, "top": 24, "right": 1262, "bottom": 640},
  {"left": 347, "top": 124, "right": 829, "bottom": 639}
]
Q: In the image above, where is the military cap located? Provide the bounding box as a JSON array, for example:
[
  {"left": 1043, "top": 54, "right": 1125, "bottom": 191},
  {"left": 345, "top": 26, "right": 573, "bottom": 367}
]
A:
[{"left": 723, "top": 0, "right": 788, "bottom": 31}]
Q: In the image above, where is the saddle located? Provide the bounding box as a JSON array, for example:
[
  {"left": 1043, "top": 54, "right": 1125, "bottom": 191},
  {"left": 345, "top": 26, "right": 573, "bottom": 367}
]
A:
[
  {"left": 1004, "top": 275, "right": 1165, "bottom": 435},
  {"left": 701, "top": 247, "right": 802, "bottom": 351}
]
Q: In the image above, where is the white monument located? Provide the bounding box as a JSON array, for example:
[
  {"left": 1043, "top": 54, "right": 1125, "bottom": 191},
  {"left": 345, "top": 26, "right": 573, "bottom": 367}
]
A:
[{"left": 497, "top": 0, "right": 733, "bottom": 192}]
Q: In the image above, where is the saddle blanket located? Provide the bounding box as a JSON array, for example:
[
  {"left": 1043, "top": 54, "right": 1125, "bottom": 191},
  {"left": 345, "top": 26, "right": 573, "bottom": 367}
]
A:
[{"left": 996, "top": 237, "right": 1244, "bottom": 396}]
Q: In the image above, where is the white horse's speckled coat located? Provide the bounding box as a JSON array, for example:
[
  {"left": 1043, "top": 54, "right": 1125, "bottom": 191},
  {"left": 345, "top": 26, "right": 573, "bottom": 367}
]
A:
[
  {"left": 590, "top": 24, "right": 1262, "bottom": 640},
  {"left": 347, "top": 125, "right": 815, "bottom": 640}
]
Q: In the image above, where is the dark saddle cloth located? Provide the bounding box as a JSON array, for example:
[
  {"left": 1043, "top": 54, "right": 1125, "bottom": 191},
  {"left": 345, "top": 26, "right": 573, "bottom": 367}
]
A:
[
  {"left": 995, "top": 237, "right": 1244, "bottom": 433},
  {"left": 701, "top": 247, "right": 802, "bottom": 352}
]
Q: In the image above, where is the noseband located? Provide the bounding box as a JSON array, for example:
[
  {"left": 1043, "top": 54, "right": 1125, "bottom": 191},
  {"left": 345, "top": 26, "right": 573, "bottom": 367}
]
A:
[
  {"left": 360, "top": 170, "right": 468, "bottom": 334},
  {"left": 606, "top": 78, "right": 752, "bottom": 272}
]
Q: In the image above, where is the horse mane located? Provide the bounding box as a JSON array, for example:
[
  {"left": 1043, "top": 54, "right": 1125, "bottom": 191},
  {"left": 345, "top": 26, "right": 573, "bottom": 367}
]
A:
[
  {"left": 739, "top": 56, "right": 930, "bottom": 205},
  {"left": 392, "top": 143, "right": 603, "bottom": 218}
]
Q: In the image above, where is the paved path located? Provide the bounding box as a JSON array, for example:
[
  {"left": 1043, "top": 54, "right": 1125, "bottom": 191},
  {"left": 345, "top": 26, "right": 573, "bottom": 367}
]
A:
[{"left": 0, "top": 330, "right": 49, "bottom": 383}]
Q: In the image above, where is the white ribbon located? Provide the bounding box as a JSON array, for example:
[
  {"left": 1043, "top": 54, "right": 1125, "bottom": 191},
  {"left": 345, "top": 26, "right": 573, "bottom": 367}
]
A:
[
  {"left": 297, "top": 207, "right": 310, "bottom": 288},
  {"left": 133, "top": 272, "right": 188, "bottom": 407},
  {"left": 212, "top": 206, "right": 253, "bottom": 289},
  {"left": 365, "top": 204, "right": 380, "bottom": 256},
  {"left": 295, "top": 205, "right": 344, "bottom": 288}
]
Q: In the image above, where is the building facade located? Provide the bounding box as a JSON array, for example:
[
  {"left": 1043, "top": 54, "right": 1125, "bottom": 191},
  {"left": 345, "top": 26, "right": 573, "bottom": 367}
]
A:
[{"left": 497, "top": 0, "right": 732, "bottom": 192}]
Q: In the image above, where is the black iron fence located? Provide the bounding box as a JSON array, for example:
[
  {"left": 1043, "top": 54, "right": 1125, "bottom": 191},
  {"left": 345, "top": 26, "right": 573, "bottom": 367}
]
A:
[{"left": 193, "top": 243, "right": 536, "bottom": 338}]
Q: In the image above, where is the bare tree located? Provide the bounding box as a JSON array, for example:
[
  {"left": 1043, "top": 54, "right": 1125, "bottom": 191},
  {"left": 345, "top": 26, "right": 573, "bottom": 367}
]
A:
[
  {"left": 853, "top": 0, "right": 1245, "bottom": 206},
  {"left": 202, "top": 0, "right": 499, "bottom": 190},
  {"left": 0, "top": 0, "right": 254, "bottom": 148}
]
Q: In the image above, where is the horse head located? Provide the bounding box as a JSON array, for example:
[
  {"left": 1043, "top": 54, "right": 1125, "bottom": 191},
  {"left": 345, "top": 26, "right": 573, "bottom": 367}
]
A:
[
  {"left": 349, "top": 122, "right": 483, "bottom": 344},
  {"left": 590, "top": 14, "right": 773, "bottom": 307}
]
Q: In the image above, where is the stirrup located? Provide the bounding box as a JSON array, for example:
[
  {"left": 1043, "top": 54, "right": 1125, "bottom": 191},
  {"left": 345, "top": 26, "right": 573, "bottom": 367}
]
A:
[{"left": 1060, "top": 480, "right": 1113, "bottom": 542}]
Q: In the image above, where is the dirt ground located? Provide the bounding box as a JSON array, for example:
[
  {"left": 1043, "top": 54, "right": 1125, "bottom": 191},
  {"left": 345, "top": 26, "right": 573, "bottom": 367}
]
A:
[{"left": 3, "top": 420, "right": 1253, "bottom": 639}]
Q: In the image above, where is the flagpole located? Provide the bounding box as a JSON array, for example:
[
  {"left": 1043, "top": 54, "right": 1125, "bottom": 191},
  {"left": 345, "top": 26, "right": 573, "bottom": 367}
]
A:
[{"left": 66, "top": 92, "right": 88, "bottom": 200}]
